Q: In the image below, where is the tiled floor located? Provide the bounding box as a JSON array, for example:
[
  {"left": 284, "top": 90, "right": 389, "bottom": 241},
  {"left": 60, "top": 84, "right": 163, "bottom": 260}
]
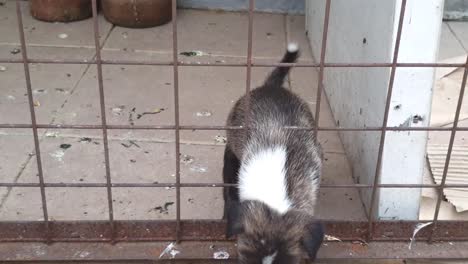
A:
[
  {"left": 1, "top": 0, "right": 468, "bottom": 229},
  {"left": 1, "top": 3, "right": 468, "bottom": 264},
  {"left": 0, "top": 1, "right": 365, "bottom": 221}
]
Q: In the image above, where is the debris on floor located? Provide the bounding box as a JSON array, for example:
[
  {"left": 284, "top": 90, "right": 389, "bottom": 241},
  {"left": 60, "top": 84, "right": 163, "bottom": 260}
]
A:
[
  {"left": 128, "top": 107, "right": 136, "bottom": 125},
  {"left": 0, "top": 65, "right": 7, "bottom": 72},
  {"left": 111, "top": 105, "right": 125, "bottom": 116},
  {"left": 190, "top": 165, "right": 207, "bottom": 173},
  {"left": 60, "top": 143, "right": 72, "bottom": 150},
  {"left": 179, "top": 50, "right": 207, "bottom": 57},
  {"left": 324, "top": 234, "right": 342, "bottom": 242},
  {"left": 55, "top": 88, "right": 69, "bottom": 94},
  {"left": 158, "top": 243, "right": 180, "bottom": 259},
  {"left": 45, "top": 131, "right": 60, "bottom": 138},
  {"left": 214, "top": 135, "right": 227, "bottom": 144},
  {"left": 427, "top": 144, "right": 468, "bottom": 212},
  {"left": 180, "top": 154, "right": 194, "bottom": 164},
  {"left": 58, "top": 33, "right": 68, "bottom": 39},
  {"left": 78, "top": 137, "right": 92, "bottom": 143},
  {"left": 10, "top": 48, "right": 20, "bottom": 54},
  {"left": 72, "top": 250, "right": 91, "bottom": 258},
  {"left": 213, "top": 250, "right": 230, "bottom": 259},
  {"left": 169, "top": 248, "right": 180, "bottom": 258},
  {"left": 50, "top": 149, "right": 65, "bottom": 162},
  {"left": 136, "top": 108, "right": 165, "bottom": 119},
  {"left": 408, "top": 222, "right": 432, "bottom": 250},
  {"left": 121, "top": 140, "right": 140, "bottom": 148},
  {"left": 33, "top": 89, "right": 47, "bottom": 94},
  {"left": 196, "top": 110, "right": 212, "bottom": 117},
  {"left": 150, "top": 202, "right": 174, "bottom": 214}
]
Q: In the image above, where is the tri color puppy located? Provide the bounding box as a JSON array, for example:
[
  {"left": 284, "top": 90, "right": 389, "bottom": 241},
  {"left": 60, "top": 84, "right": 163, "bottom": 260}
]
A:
[{"left": 223, "top": 43, "right": 325, "bottom": 264}]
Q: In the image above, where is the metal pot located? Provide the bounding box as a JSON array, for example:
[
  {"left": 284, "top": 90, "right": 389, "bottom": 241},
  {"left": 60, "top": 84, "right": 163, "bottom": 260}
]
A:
[
  {"left": 101, "top": 0, "right": 172, "bottom": 28},
  {"left": 30, "top": 0, "right": 93, "bottom": 22}
]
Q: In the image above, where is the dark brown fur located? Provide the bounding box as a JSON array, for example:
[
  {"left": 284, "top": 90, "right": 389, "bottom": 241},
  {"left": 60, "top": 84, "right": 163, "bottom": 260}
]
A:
[{"left": 223, "top": 47, "right": 324, "bottom": 263}]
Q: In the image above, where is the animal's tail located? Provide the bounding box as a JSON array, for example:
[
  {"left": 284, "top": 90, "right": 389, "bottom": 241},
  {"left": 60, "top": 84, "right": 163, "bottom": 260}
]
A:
[{"left": 263, "top": 43, "right": 300, "bottom": 87}]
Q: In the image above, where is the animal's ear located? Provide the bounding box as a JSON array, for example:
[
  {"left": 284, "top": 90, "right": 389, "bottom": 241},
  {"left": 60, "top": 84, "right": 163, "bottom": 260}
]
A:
[
  {"left": 226, "top": 201, "right": 244, "bottom": 238},
  {"left": 301, "top": 220, "right": 324, "bottom": 261}
]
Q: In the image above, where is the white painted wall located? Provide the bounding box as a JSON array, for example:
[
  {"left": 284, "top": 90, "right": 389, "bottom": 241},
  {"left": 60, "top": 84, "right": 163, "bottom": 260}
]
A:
[{"left": 306, "top": 0, "right": 443, "bottom": 220}]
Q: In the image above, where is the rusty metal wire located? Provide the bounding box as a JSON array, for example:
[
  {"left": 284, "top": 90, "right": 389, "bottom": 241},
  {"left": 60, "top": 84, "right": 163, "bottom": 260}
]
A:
[
  {"left": 14, "top": 1, "right": 51, "bottom": 243},
  {"left": 1, "top": 123, "right": 467, "bottom": 131},
  {"left": 90, "top": 0, "right": 116, "bottom": 243},
  {"left": 314, "top": 0, "right": 331, "bottom": 136},
  {"left": 429, "top": 55, "right": 468, "bottom": 242},
  {"left": 3, "top": 182, "right": 468, "bottom": 189},
  {"left": 2, "top": 0, "right": 468, "bottom": 258},
  {"left": 367, "top": 0, "right": 408, "bottom": 238},
  {"left": 170, "top": 0, "right": 182, "bottom": 243},
  {"left": 0, "top": 58, "right": 466, "bottom": 68}
]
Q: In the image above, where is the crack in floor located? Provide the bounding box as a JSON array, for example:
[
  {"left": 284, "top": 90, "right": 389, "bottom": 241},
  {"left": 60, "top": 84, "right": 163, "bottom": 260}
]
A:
[
  {"left": 0, "top": 152, "right": 34, "bottom": 210},
  {"left": 0, "top": 25, "right": 117, "bottom": 212}
]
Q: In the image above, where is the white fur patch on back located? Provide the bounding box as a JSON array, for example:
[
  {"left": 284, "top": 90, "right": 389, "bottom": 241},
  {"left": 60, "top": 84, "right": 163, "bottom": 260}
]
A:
[
  {"left": 238, "top": 146, "right": 291, "bottom": 214},
  {"left": 263, "top": 251, "right": 278, "bottom": 264}
]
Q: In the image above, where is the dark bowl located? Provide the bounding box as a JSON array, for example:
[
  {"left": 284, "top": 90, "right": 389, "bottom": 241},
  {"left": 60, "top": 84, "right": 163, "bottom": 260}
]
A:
[
  {"left": 101, "top": 0, "right": 172, "bottom": 28},
  {"left": 30, "top": 0, "right": 93, "bottom": 22}
]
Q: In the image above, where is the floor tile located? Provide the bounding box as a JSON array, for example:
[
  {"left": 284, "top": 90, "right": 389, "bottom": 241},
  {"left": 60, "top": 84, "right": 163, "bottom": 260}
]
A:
[
  {"left": 113, "top": 187, "right": 176, "bottom": 220},
  {"left": 104, "top": 10, "right": 287, "bottom": 64},
  {"left": 0, "top": 187, "right": 44, "bottom": 221},
  {"left": 0, "top": 1, "right": 112, "bottom": 60},
  {"left": 438, "top": 22, "right": 466, "bottom": 61},
  {"left": 0, "top": 131, "right": 36, "bottom": 183},
  {"left": 52, "top": 65, "right": 174, "bottom": 128},
  {"left": 0, "top": 62, "right": 89, "bottom": 124},
  {"left": 18, "top": 131, "right": 106, "bottom": 184},
  {"left": 447, "top": 21, "right": 468, "bottom": 52}
]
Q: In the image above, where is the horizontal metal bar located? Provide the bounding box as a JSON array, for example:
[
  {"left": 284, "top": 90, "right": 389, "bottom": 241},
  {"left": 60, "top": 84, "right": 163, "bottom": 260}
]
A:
[
  {"left": 1, "top": 240, "right": 468, "bottom": 262},
  {"left": 0, "top": 221, "right": 467, "bottom": 243},
  {"left": 0, "top": 123, "right": 466, "bottom": 131},
  {"left": 2, "top": 182, "right": 468, "bottom": 189},
  {"left": 0, "top": 57, "right": 466, "bottom": 68}
]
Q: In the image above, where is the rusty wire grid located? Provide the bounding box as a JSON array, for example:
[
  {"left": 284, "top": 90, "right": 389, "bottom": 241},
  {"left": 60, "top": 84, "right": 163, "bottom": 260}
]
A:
[{"left": 1, "top": 0, "right": 468, "bottom": 261}]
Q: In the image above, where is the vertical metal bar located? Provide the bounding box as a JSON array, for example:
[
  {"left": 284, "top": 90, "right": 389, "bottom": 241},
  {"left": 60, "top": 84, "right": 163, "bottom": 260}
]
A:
[
  {"left": 314, "top": 0, "right": 332, "bottom": 136},
  {"left": 245, "top": 0, "right": 255, "bottom": 126},
  {"left": 367, "top": 0, "right": 407, "bottom": 239},
  {"left": 91, "top": 0, "right": 115, "bottom": 242},
  {"left": 171, "top": 0, "right": 182, "bottom": 243},
  {"left": 15, "top": 0, "right": 51, "bottom": 243},
  {"left": 429, "top": 55, "right": 468, "bottom": 242}
]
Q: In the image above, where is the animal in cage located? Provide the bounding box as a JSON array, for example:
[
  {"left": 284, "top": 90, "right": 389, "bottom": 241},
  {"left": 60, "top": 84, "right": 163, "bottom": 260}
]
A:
[{"left": 222, "top": 43, "right": 324, "bottom": 264}]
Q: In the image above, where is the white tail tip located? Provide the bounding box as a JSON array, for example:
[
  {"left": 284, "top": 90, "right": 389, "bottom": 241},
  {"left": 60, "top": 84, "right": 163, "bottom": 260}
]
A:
[{"left": 287, "top": 42, "right": 299, "bottom": 53}]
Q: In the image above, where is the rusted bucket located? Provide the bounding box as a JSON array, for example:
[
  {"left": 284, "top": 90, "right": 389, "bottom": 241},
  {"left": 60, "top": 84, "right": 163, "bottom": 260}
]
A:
[
  {"left": 30, "top": 0, "right": 93, "bottom": 22},
  {"left": 101, "top": 0, "right": 172, "bottom": 28}
]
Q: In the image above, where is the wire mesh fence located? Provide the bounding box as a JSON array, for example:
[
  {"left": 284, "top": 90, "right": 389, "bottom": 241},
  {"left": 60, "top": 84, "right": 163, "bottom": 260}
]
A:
[{"left": 0, "top": 0, "right": 468, "bottom": 261}]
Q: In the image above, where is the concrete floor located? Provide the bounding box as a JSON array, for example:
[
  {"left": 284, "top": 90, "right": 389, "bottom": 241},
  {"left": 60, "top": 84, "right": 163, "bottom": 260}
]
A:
[
  {"left": 0, "top": 1, "right": 365, "bottom": 221},
  {"left": 1, "top": 2, "right": 468, "bottom": 264}
]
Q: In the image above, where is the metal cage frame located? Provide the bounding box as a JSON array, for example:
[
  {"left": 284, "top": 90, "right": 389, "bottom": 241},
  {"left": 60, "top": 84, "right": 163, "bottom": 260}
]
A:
[{"left": 1, "top": 0, "right": 468, "bottom": 261}]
